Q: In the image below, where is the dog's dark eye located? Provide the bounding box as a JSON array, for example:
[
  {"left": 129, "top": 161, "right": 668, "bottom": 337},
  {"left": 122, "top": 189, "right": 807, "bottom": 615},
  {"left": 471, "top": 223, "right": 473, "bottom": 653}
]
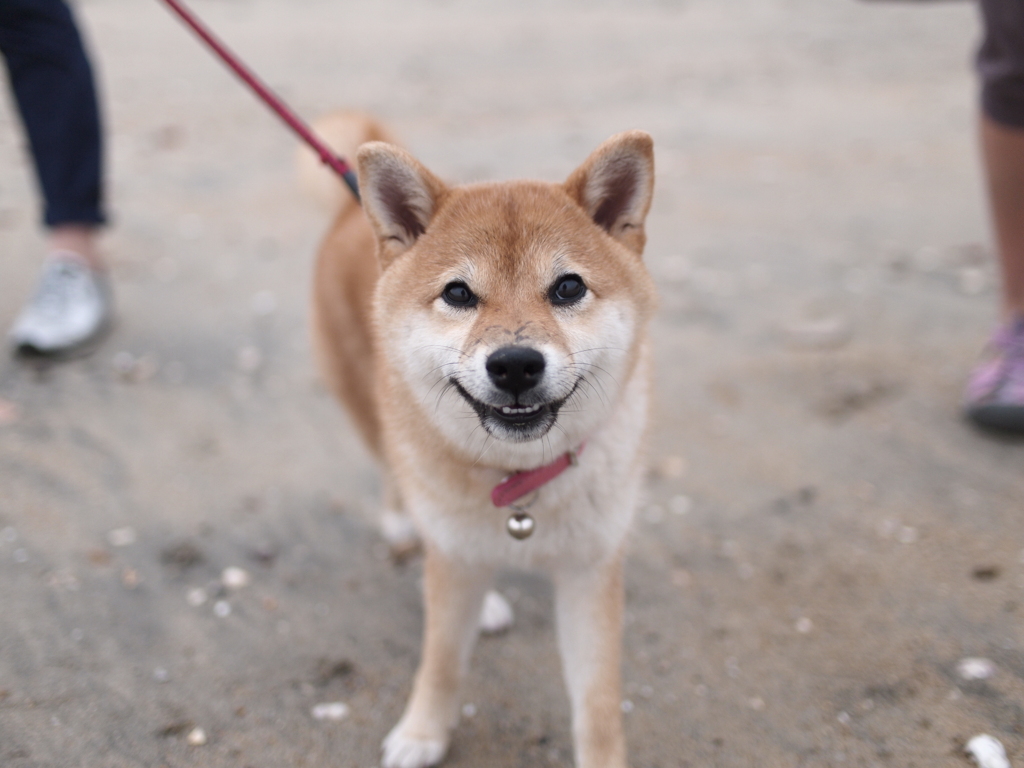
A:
[
  {"left": 549, "top": 274, "right": 587, "bottom": 305},
  {"left": 442, "top": 281, "right": 478, "bottom": 308}
]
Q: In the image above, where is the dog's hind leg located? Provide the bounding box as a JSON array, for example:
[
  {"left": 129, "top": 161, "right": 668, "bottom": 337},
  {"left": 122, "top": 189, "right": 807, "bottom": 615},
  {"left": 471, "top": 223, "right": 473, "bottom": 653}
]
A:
[
  {"left": 554, "top": 553, "right": 627, "bottom": 768},
  {"left": 382, "top": 545, "right": 492, "bottom": 768},
  {"left": 376, "top": 480, "right": 512, "bottom": 634},
  {"left": 478, "top": 589, "right": 514, "bottom": 634},
  {"left": 379, "top": 475, "right": 421, "bottom": 560}
]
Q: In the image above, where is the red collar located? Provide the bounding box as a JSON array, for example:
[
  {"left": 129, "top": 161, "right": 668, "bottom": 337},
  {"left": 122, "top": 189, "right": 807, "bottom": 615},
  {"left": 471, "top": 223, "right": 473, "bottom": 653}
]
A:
[{"left": 491, "top": 443, "right": 585, "bottom": 508}]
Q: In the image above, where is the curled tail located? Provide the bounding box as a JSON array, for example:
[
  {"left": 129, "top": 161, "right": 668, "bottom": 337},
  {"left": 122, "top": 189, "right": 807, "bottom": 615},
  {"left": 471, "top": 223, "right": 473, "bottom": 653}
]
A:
[{"left": 296, "top": 111, "right": 395, "bottom": 216}]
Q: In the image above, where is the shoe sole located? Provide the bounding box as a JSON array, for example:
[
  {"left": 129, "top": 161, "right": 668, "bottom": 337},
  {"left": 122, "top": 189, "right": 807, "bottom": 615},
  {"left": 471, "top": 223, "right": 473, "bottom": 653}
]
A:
[
  {"left": 967, "top": 403, "right": 1024, "bottom": 434},
  {"left": 12, "top": 315, "right": 114, "bottom": 362}
]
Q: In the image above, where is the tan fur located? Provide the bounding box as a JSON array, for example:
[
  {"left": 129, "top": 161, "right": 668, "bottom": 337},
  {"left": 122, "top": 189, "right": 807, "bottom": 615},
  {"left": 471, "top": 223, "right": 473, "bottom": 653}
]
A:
[
  {"left": 310, "top": 114, "right": 656, "bottom": 768},
  {"left": 297, "top": 110, "right": 396, "bottom": 213}
]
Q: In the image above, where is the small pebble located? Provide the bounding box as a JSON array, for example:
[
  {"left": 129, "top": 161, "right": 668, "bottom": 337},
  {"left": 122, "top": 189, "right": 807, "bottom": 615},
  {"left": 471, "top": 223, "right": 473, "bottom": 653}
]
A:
[
  {"left": 837, "top": 711, "right": 851, "bottom": 725},
  {"left": 795, "top": 617, "right": 814, "bottom": 634},
  {"left": 47, "top": 570, "right": 80, "bottom": 591},
  {"left": 726, "top": 658, "right": 740, "bottom": 678},
  {"left": 965, "top": 734, "right": 1010, "bottom": 768},
  {"left": 107, "top": 527, "right": 137, "bottom": 547},
  {"left": 311, "top": 702, "right": 350, "bottom": 722},
  {"left": 133, "top": 356, "right": 159, "bottom": 382},
  {"left": 160, "top": 541, "right": 204, "bottom": 569},
  {"left": 671, "top": 568, "right": 692, "bottom": 587},
  {"left": 668, "top": 495, "right": 692, "bottom": 516},
  {"left": 896, "top": 526, "right": 918, "bottom": 545},
  {"left": 112, "top": 351, "right": 136, "bottom": 377},
  {"left": 973, "top": 565, "right": 1001, "bottom": 582},
  {"left": 655, "top": 455, "right": 688, "bottom": 480},
  {"left": 213, "top": 600, "right": 231, "bottom": 618},
  {"left": 749, "top": 697, "right": 765, "bottom": 711},
  {"left": 111, "top": 353, "right": 158, "bottom": 383},
  {"left": 781, "top": 314, "right": 852, "bottom": 350},
  {"left": 187, "top": 587, "right": 208, "bottom": 607},
  {"left": 959, "top": 268, "right": 988, "bottom": 296},
  {"left": 186, "top": 727, "right": 207, "bottom": 746},
  {"left": 221, "top": 567, "right": 251, "bottom": 590},
  {"left": 620, "top": 699, "right": 634, "bottom": 713},
  {"left": 0, "top": 397, "right": 19, "bottom": 425},
  {"left": 87, "top": 548, "right": 112, "bottom": 566},
  {"left": 958, "top": 657, "right": 996, "bottom": 681},
  {"left": 153, "top": 667, "right": 170, "bottom": 683},
  {"left": 121, "top": 568, "right": 140, "bottom": 589},
  {"left": 461, "top": 703, "right": 477, "bottom": 719}
]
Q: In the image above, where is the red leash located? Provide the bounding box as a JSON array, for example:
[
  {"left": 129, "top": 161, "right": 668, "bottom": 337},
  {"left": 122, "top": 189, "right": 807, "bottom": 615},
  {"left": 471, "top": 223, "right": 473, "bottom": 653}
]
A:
[{"left": 158, "top": 0, "right": 360, "bottom": 202}]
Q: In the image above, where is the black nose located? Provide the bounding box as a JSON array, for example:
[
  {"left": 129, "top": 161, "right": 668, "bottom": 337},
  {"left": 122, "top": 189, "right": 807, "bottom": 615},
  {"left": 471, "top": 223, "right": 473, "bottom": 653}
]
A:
[{"left": 486, "top": 346, "right": 546, "bottom": 395}]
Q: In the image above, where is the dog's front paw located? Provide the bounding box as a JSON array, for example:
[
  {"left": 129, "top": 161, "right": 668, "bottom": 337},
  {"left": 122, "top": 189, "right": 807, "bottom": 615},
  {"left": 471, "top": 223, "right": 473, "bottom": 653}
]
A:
[
  {"left": 381, "top": 723, "right": 448, "bottom": 768},
  {"left": 381, "top": 509, "right": 422, "bottom": 561}
]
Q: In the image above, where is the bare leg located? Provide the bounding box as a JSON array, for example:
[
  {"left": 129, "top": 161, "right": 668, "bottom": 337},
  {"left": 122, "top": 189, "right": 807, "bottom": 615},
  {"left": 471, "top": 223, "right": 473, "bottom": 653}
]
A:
[
  {"left": 383, "top": 546, "right": 492, "bottom": 768},
  {"left": 48, "top": 224, "right": 102, "bottom": 270},
  {"left": 981, "top": 115, "right": 1024, "bottom": 317},
  {"left": 554, "top": 554, "right": 627, "bottom": 768}
]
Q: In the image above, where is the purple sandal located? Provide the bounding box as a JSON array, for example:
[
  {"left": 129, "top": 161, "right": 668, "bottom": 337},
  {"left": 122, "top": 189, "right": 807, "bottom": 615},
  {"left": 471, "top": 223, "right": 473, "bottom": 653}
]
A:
[{"left": 964, "top": 315, "right": 1024, "bottom": 432}]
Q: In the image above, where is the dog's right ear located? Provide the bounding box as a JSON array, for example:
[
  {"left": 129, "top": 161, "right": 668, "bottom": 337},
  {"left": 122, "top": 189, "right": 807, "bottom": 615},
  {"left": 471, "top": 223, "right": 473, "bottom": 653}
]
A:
[{"left": 356, "top": 142, "right": 446, "bottom": 266}]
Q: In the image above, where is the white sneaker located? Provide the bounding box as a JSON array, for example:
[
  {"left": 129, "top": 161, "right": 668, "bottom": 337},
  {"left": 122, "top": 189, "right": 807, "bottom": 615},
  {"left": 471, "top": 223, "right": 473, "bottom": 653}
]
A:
[{"left": 9, "top": 252, "right": 113, "bottom": 356}]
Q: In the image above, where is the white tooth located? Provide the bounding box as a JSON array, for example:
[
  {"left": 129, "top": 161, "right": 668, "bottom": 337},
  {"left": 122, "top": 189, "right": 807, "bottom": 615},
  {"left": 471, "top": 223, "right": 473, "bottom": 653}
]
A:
[{"left": 502, "top": 407, "right": 511, "bottom": 414}]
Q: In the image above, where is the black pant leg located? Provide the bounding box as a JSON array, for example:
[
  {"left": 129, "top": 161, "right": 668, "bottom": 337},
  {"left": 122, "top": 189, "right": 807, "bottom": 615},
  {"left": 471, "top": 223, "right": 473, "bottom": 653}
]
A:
[
  {"left": 0, "top": 0, "right": 105, "bottom": 227},
  {"left": 978, "top": 0, "right": 1024, "bottom": 130}
]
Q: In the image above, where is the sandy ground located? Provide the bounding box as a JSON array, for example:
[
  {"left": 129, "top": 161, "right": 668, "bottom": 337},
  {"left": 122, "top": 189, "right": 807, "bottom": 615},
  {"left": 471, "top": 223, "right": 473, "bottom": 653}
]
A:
[{"left": 2, "top": 0, "right": 1024, "bottom": 766}]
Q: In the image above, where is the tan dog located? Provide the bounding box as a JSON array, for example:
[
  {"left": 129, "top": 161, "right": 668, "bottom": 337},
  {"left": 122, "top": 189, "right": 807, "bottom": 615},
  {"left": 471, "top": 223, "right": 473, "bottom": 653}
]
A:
[{"left": 307, "top": 113, "right": 657, "bottom": 768}]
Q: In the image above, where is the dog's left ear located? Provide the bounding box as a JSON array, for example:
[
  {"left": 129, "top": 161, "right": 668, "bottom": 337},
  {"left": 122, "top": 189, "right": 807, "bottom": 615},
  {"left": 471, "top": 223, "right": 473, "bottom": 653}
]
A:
[
  {"left": 564, "top": 130, "right": 654, "bottom": 255},
  {"left": 357, "top": 142, "right": 447, "bottom": 267}
]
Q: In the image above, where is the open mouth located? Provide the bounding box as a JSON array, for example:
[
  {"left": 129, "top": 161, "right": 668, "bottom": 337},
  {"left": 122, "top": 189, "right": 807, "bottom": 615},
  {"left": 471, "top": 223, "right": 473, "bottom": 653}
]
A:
[
  {"left": 451, "top": 379, "right": 574, "bottom": 437},
  {"left": 491, "top": 402, "right": 550, "bottom": 426}
]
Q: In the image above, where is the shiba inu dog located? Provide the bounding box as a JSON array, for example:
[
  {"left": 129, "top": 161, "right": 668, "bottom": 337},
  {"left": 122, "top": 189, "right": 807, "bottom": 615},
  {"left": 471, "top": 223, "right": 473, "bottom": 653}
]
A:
[{"left": 306, "top": 113, "right": 657, "bottom": 768}]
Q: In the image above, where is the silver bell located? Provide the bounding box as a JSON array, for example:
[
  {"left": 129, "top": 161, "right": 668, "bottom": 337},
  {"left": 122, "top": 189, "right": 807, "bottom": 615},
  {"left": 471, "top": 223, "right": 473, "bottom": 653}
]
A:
[{"left": 506, "top": 512, "right": 535, "bottom": 540}]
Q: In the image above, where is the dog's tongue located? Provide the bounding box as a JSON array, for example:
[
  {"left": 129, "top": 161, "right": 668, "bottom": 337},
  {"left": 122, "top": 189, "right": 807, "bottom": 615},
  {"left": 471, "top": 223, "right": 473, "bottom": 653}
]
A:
[{"left": 491, "top": 444, "right": 585, "bottom": 508}]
